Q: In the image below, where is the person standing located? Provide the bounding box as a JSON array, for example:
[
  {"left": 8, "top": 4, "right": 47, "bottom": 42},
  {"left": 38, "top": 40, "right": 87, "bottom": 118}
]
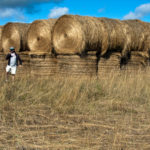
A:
[{"left": 6, "top": 47, "right": 22, "bottom": 81}]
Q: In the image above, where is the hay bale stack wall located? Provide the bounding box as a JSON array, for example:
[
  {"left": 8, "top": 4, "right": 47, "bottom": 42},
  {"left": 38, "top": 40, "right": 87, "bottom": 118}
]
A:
[
  {"left": 0, "top": 15, "right": 150, "bottom": 77},
  {"left": 29, "top": 53, "right": 97, "bottom": 77},
  {"left": 121, "top": 52, "right": 150, "bottom": 71},
  {"left": 98, "top": 52, "right": 150, "bottom": 77},
  {"left": 98, "top": 52, "right": 121, "bottom": 76},
  {"left": 29, "top": 53, "right": 58, "bottom": 76},
  {"left": 1, "top": 22, "right": 30, "bottom": 53},
  {"left": 27, "top": 19, "right": 56, "bottom": 53},
  {"left": 55, "top": 54, "right": 97, "bottom": 77},
  {"left": 16, "top": 52, "right": 31, "bottom": 76}
]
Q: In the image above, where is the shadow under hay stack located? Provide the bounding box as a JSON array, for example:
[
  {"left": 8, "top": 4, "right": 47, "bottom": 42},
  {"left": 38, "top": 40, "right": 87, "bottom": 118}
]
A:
[
  {"left": 1, "top": 22, "right": 30, "bottom": 53},
  {"left": 27, "top": 19, "right": 56, "bottom": 53},
  {"left": 98, "top": 52, "right": 150, "bottom": 77},
  {"left": 121, "top": 52, "right": 150, "bottom": 71}
]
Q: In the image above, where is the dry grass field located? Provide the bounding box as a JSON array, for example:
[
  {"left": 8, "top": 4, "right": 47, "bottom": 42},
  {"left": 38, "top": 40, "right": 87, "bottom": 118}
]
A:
[{"left": 0, "top": 69, "right": 150, "bottom": 150}]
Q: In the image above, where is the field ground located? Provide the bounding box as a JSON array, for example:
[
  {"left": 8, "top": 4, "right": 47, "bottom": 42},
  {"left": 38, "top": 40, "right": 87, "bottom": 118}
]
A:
[{"left": 0, "top": 70, "right": 150, "bottom": 150}]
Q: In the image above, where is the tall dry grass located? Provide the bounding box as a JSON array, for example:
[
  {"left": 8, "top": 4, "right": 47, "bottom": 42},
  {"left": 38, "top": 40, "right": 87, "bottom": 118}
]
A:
[
  {"left": 0, "top": 70, "right": 150, "bottom": 113},
  {"left": 0, "top": 70, "right": 150, "bottom": 149}
]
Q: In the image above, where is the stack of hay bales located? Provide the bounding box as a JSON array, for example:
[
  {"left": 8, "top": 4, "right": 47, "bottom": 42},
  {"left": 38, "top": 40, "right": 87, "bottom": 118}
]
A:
[
  {"left": 29, "top": 53, "right": 58, "bottom": 76},
  {"left": 121, "top": 52, "right": 150, "bottom": 72},
  {"left": 98, "top": 52, "right": 121, "bottom": 76},
  {"left": 98, "top": 52, "right": 150, "bottom": 77},
  {"left": 29, "top": 53, "right": 97, "bottom": 77},
  {"left": 52, "top": 15, "right": 105, "bottom": 76},
  {"left": 54, "top": 54, "right": 97, "bottom": 77},
  {"left": 51, "top": 15, "right": 150, "bottom": 76},
  {"left": 1, "top": 22, "right": 30, "bottom": 53},
  {"left": 119, "top": 20, "right": 150, "bottom": 73},
  {"left": 50, "top": 15, "right": 150, "bottom": 76},
  {"left": 27, "top": 15, "right": 99, "bottom": 77},
  {"left": 16, "top": 52, "right": 31, "bottom": 77},
  {"left": 27, "top": 19, "right": 56, "bottom": 53},
  {"left": 0, "top": 15, "right": 150, "bottom": 77},
  {"left": 27, "top": 19, "right": 59, "bottom": 76},
  {"left": 51, "top": 15, "right": 136, "bottom": 76}
]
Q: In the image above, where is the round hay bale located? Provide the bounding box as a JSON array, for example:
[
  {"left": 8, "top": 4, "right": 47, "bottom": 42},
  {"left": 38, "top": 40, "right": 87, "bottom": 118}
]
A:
[
  {"left": 0, "top": 26, "right": 3, "bottom": 52},
  {"left": 1, "top": 22, "right": 30, "bottom": 53},
  {"left": 27, "top": 19, "right": 56, "bottom": 52},
  {"left": 98, "top": 17, "right": 128, "bottom": 56},
  {"left": 52, "top": 15, "right": 127, "bottom": 55},
  {"left": 52, "top": 15, "right": 102, "bottom": 54},
  {"left": 122, "top": 19, "right": 150, "bottom": 59}
]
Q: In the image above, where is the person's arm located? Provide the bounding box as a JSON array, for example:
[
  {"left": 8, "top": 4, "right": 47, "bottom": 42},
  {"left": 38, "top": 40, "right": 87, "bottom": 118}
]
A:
[{"left": 6, "top": 54, "right": 11, "bottom": 60}]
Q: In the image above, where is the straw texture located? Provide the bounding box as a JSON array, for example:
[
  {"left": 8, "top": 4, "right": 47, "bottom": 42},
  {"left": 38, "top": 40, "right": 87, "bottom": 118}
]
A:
[
  {"left": 2, "top": 22, "right": 29, "bottom": 53},
  {"left": 27, "top": 19, "right": 56, "bottom": 52},
  {"left": 52, "top": 15, "right": 127, "bottom": 56}
]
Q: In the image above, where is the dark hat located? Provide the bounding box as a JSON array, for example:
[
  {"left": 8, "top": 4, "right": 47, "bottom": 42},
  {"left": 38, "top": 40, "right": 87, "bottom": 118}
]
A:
[{"left": 9, "top": 47, "right": 15, "bottom": 51}]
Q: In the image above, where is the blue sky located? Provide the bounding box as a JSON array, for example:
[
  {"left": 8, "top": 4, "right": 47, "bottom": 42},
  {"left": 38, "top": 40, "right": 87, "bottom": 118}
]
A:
[{"left": 0, "top": 0, "right": 150, "bottom": 25}]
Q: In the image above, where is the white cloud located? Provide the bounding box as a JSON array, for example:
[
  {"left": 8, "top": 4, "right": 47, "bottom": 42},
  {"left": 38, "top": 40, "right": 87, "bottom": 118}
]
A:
[
  {"left": 48, "top": 7, "right": 69, "bottom": 18},
  {"left": 0, "top": 8, "right": 25, "bottom": 20},
  {"left": 123, "top": 3, "right": 150, "bottom": 20}
]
